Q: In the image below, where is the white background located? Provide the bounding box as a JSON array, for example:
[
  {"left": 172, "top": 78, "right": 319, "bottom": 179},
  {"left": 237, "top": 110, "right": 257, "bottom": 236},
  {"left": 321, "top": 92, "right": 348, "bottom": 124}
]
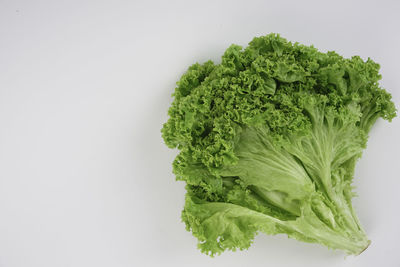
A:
[{"left": 0, "top": 0, "right": 399, "bottom": 266}]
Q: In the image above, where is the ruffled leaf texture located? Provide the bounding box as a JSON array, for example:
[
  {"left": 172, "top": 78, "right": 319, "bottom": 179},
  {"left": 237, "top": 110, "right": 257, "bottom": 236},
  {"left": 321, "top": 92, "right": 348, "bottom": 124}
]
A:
[{"left": 161, "top": 34, "right": 396, "bottom": 256}]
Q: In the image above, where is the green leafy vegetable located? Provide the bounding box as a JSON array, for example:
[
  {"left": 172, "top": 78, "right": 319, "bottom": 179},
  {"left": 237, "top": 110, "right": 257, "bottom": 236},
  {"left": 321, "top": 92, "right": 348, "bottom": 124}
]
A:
[{"left": 161, "top": 34, "right": 396, "bottom": 256}]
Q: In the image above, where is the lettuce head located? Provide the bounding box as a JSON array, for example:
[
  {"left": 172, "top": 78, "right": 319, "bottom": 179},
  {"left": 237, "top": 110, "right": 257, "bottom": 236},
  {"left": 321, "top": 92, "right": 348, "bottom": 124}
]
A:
[{"left": 161, "top": 34, "right": 396, "bottom": 256}]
